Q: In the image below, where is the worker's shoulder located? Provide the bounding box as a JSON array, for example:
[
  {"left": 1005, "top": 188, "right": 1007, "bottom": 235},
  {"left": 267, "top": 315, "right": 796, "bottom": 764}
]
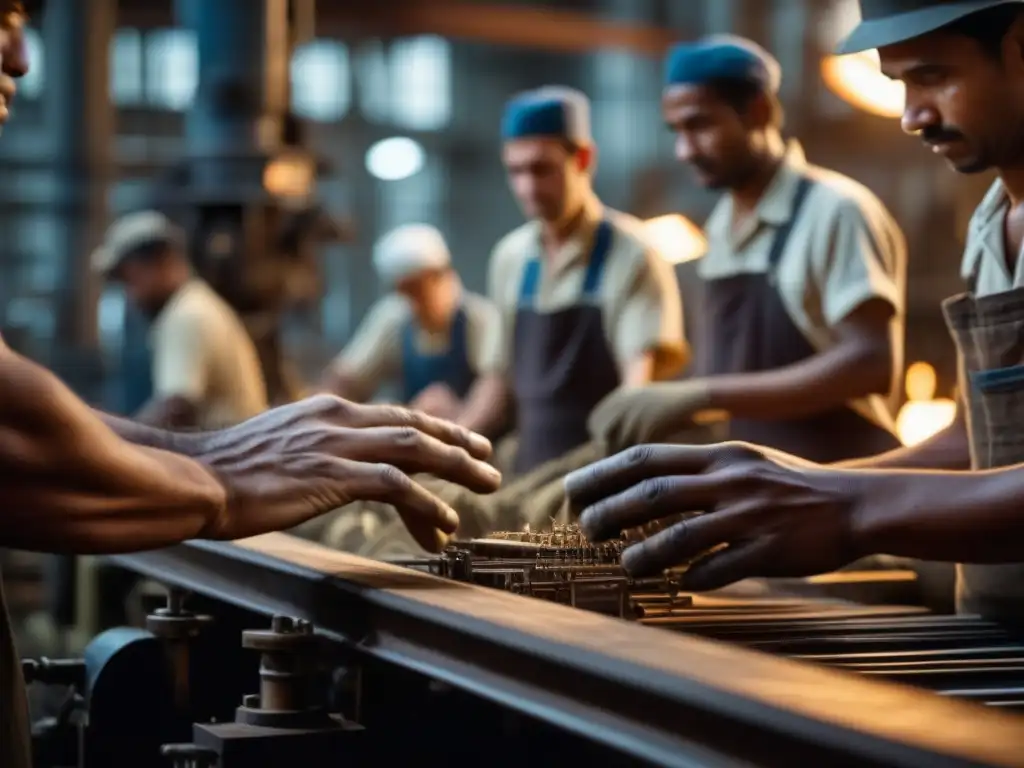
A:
[
  {"left": 603, "top": 208, "right": 667, "bottom": 272},
  {"left": 490, "top": 221, "right": 538, "bottom": 265},
  {"left": 802, "top": 163, "right": 899, "bottom": 228},
  {"left": 366, "top": 292, "right": 413, "bottom": 328}
]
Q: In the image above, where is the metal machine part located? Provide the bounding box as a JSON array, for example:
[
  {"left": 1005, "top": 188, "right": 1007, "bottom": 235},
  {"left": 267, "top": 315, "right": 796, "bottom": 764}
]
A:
[
  {"left": 145, "top": 589, "right": 211, "bottom": 711},
  {"left": 108, "top": 534, "right": 1024, "bottom": 767},
  {"left": 174, "top": 615, "right": 362, "bottom": 768}
]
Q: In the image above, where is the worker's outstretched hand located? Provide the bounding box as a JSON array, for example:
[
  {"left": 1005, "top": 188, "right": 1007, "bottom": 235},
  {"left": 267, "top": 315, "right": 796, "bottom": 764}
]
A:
[
  {"left": 190, "top": 395, "right": 501, "bottom": 552},
  {"left": 565, "top": 442, "right": 871, "bottom": 589},
  {"left": 587, "top": 380, "right": 712, "bottom": 452}
]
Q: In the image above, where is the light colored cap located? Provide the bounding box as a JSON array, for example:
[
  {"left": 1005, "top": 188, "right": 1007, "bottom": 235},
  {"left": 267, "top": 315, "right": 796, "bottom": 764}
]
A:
[
  {"left": 372, "top": 223, "right": 451, "bottom": 286},
  {"left": 91, "top": 210, "right": 186, "bottom": 276}
]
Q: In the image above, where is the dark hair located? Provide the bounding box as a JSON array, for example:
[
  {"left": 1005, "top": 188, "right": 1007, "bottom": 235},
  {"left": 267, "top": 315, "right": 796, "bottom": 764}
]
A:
[
  {"left": 705, "top": 77, "right": 784, "bottom": 129},
  {"left": 944, "top": 4, "right": 1024, "bottom": 57},
  {"left": 122, "top": 238, "right": 176, "bottom": 265}
]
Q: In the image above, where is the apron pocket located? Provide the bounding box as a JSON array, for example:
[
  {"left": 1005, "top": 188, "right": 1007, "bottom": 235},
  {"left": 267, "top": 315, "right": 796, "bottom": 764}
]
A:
[{"left": 970, "top": 364, "right": 1024, "bottom": 465}]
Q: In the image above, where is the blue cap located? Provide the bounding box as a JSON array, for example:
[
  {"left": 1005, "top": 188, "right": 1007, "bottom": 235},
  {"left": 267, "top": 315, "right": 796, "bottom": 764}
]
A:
[
  {"left": 664, "top": 35, "right": 781, "bottom": 95},
  {"left": 501, "top": 86, "right": 592, "bottom": 144}
]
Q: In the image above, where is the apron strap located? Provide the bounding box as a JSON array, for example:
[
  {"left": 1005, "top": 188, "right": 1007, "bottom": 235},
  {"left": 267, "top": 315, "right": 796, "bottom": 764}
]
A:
[
  {"left": 766, "top": 177, "right": 814, "bottom": 272},
  {"left": 517, "top": 219, "right": 615, "bottom": 306},
  {"left": 581, "top": 220, "right": 614, "bottom": 298}
]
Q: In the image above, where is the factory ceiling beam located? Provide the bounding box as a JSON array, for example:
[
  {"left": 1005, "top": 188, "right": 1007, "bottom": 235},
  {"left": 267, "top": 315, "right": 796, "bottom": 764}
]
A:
[
  {"left": 318, "top": 0, "right": 680, "bottom": 55},
  {"left": 115, "top": 0, "right": 681, "bottom": 56}
]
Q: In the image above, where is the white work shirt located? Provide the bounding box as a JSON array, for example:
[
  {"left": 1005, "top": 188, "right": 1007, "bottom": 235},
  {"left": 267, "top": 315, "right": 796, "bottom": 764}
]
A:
[
  {"left": 961, "top": 179, "right": 1023, "bottom": 296},
  {"left": 700, "top": 142, "right": 907, "bottom": 429},
  {"left": 150, "top": 279, "right": 268, "bottom": 428}
]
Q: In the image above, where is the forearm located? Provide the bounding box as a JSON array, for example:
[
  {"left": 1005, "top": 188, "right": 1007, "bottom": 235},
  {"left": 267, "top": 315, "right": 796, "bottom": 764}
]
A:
[
  {"left": 838, "top": 415, "right": 970, "bottom": 470},
  {"left": 852, "top": 465, "right": 1024, "bottom": 563},
  {"left": 1, "top": 352, "right": 224, "bottom": 553},
  {"left": 456, "top": 374, "right": 508, "bottom": 437},
  {"left": 706, "top": 345, "right": 890, "bottom": 421}
]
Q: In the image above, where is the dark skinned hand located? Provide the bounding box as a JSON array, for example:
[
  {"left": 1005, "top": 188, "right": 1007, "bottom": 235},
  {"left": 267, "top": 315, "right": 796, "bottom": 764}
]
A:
[
  {"left": 565, "top": 442, "right": 872, "bottom": 590},
  {"left": 188, "top": 395, "right": 501, "bottom": 552}
]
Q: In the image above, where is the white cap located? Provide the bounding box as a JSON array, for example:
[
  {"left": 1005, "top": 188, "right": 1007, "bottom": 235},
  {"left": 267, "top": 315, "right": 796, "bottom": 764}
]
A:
[
  {"left": 91, "top": 210, "right": 186, "bottom": 276},
  {"left": 372, "top": 224, "right": 451, "bottom": 286}
]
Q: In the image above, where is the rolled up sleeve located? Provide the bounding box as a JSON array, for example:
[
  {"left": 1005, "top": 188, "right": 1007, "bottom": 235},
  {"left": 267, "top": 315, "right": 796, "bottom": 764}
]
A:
[
  {"left": 152, "top": 310, "right": 209, "bottom": 401},
  {"left": 610, "top": 245, "right": 689, "bottom": 380},
  {"left": 817, "top": 199, "right": 905, "bottom": 327},
  {"left": 331, "top": 295, "right": 404, "bottom": 394}
]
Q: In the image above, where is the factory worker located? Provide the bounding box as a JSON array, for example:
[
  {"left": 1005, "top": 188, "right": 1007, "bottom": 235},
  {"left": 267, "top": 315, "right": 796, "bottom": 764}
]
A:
[
  {"left": 490, "top": 85, "right": 688, "bottom": 476},
  {"left": 589, "top": 36, "right": 906, "bottom": 463},
  {"left": 567, "top": 0, "right": 1024, "bottom": 624},
  {"left": 93, "top": 210, "right": 269, "bottom": 429},
  {"left": 321, "top": 224, "right": 507, "bottom": 436}
]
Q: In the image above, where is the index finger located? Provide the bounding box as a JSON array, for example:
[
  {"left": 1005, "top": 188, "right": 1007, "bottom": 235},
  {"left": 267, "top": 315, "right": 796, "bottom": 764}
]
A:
[
  {"left": 565, "top": 444, "right": 721, "bottom": 517},
  {"left": 348, "top": 404, "right": 493, "bottom": 461}
]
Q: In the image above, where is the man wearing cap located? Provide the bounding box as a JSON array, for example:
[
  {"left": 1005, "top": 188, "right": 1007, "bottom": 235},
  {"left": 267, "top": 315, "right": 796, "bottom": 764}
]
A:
[
  {"left": 93, "top": 210, "right": 269, "bottom": 429},
  {"left": 587, "top": 36, "right": 906, "bottom": 464},
  {"left": 320, "top": 224, "right": 506, "bottom": 436},
  {"left": 491, "top": 85, "right": 687, "bottom": 477},
  {"left": 564, "top": 1, "right": 1024, "bottom": 625}
]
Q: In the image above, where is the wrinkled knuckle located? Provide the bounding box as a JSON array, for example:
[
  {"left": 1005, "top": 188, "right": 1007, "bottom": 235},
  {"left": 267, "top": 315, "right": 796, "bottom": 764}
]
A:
[
  {"left": 623, "top": 445, "right": 653, "bottom": 466},
  {"left": 637, "top": 477, "right": 665, "bottom": 501},
  {"left": 373, "top": 463, "right": 411, "bottom": 491},
  {"left": 393, "top": 426, "right": 424, "bottom": 446}
]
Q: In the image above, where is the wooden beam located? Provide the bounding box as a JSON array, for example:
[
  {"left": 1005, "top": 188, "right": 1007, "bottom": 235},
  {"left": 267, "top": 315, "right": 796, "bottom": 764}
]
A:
[{"left": 310, "top": 1, "right": 680, "bottom": 56}]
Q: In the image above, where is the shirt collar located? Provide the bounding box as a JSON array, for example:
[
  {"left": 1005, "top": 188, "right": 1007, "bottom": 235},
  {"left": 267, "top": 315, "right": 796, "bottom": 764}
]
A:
[{"left": 535, "top": 192, "right": 605, "bottom": 276}]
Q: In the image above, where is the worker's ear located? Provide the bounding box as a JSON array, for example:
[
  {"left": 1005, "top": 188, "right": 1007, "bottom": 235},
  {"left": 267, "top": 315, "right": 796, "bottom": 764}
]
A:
[{"left": 574, "top": 144, "right": 597, "bottom": 175}]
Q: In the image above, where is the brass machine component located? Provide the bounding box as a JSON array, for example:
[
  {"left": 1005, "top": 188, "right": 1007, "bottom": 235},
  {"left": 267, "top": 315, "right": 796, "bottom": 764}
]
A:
[
  {"left": 442, "top": 523, "right": 694, "bottom": 618},
  {"left": 145, "top": 589, "right": 212, "bottom": 710}
]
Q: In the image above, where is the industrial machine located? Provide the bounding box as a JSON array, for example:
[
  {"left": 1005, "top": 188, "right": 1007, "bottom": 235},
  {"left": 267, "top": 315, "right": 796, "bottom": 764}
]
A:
[{"left": 21, "top": 530, "right": 1024, "bottom": 767}]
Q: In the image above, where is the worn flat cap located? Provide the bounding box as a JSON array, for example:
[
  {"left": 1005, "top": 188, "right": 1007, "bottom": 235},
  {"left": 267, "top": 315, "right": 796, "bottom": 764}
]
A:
[
  {"left": 373, "top": 223, "right": 451, "bottom": 286},
  {"left": 91, "top": 210, "right": 185, "bottom": 276},
  {"left": 837, "top": 0, "right": 1024, "bottom": 54}
]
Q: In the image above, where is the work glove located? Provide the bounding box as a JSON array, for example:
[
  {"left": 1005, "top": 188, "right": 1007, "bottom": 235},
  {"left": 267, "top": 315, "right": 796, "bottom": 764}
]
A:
[{"left": 587, "top": 380, "right": 712, "bottom": 453}]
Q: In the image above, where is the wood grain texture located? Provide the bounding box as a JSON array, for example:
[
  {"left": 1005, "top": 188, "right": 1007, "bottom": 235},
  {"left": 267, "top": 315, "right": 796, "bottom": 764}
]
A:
[{"left": 231, "top": 532, "right": 1024, "bottom": 767}]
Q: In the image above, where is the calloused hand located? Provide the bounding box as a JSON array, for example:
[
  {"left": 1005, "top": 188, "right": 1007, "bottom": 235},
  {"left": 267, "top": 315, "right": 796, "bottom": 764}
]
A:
[
  {"left": 565, "top": 442, "right": 871, "bottom": 589},
  {"left": 191, "top": 395, "right": 501, "bottom": 552}
]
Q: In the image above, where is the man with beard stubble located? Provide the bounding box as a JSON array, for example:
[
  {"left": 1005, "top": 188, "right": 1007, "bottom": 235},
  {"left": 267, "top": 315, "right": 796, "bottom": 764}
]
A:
[
  {"left": 0, "top": 5, "right": 501, "bottom": 766},
  {"left": 565, "top": 0, "right": 1024, "bottom": 628},
  {"left": 588, "top": 35, "right": 907, "bottom": 465}
]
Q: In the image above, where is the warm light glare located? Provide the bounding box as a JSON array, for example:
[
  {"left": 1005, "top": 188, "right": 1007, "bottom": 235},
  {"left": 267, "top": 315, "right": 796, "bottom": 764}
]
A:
[
  {"left": 821, "top": 49, "right": 904, "bottom": 119},
  {"left": 263, "top": 154, "right": 315, "bottom": 199},
  {"left": 895, "top": 361, "right": 956, "bottom": 447},
  {"left": 365, "top": 136, "right": 425, "bottom": 181},
  {"left": 644, "top": 214, "right": 707, "bottom": 265}
]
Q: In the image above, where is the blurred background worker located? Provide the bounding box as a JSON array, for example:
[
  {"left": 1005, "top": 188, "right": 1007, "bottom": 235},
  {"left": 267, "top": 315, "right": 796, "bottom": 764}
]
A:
[
  {"left": 93, "top": 211, "right": 269, "bottom": 429},
  {"left": 490, "top": 86, "right": 688, "bottom": 476},
  {"left": 320, "top": 223, "right": 506, "bottom": 437},
  {"left": 590, "top": 37, "right": 907, "bottom": 463}
]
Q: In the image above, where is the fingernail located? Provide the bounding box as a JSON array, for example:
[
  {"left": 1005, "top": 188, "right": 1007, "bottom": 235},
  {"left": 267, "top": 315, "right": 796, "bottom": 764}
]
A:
[{"left": 433, "top": 529, "right": 451, "bottom": 551}]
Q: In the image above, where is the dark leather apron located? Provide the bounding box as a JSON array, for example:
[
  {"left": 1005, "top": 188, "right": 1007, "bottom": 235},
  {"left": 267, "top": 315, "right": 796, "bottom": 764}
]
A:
[
  {"left": 697, "top": 178, "right": 899, "bottom": 463},
  {"left": 0, "top": 572, "right": 32, "bottom": 768},
  {"left": 400, "top": 306, "right": 476, "bottom": 402},
  {"left": 512, "top": 219, "right": 620, "bottom": 476},
  {"left": 943, "top": 285, "right": 1024, "bottom": 623}
]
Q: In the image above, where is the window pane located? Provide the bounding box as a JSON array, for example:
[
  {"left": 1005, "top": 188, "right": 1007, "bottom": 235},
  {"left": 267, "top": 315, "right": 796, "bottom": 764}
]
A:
[
  {"left": 291, "top": 40, "right": 350, "bottom": 121},
  {"left": 110, "top": 28, "right": 144, "bottom": 105},
  {"left": 354, "top": 40, "right": 390, "bottom": 123},
  {"left": 390, "top": 36, "right": 451, "bottom": 131},
  {"left": 19, "top": 27, "right": 43, "bottom": 99},
  {"left": 145, "top": 28, "right": 197, "bottom": 110}
]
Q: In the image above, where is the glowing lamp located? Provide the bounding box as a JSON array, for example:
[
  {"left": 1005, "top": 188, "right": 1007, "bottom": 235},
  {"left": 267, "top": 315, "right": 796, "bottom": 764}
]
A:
[
  {"left": 821, "top": 49, "right": 904, "bottom": 119},
  {"left": 644, "top": 214, "right": 707, "bottom": 265},
  {"left": 895, "top": 361, "right": 956, "bottom": 447}
]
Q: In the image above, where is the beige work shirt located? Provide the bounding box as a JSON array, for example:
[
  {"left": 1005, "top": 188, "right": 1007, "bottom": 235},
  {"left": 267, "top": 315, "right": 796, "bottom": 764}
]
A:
[
  {"left": 332, "top": 289, "right": 504, "bottom": 397},
  {"left": 701, "top": 142, "right": 907, "bottom": 429},
  {"left": 150, "top": 279, "right": 268, "bottom": 428},
  {"left": 487, "top": 195, "right": 688, "bottom": 380},
  {"left": 961, "top": 179, "right": 1023, "bottom": 296}
]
